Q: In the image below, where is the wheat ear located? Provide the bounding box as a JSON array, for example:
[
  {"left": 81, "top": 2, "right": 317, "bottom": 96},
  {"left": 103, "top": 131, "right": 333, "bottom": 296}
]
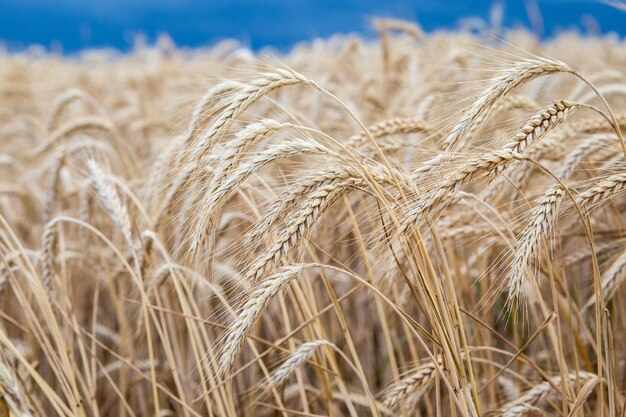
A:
[
  {"left": 484, "top": 100, "right": 581, "bottom": 183},
  {"left": 397, "top": 150, "right": 527, "bottom": 238},
  {"left": 42, "top": 152, "right": 65, "bottom": 220},
  {"left": 557, "top": 133, "right": 615, "bottom": 180},
  {"left": 465, "top": 94, "right": 541, "bottom": 140},
  {"left": 380, "top": 356, "right": 441, "bottom": 411},
  {"left": 86, "top": 160, "right": 135, "bottom": 252},
  {"left": 35, "top": 116, "right": 115, "bottom": 155},
  {"left": 242, "top": 179, "right": 359, "bottom": 283},
  {"left": 501, "top": 100, "right": 579, "bottom": 153},
  {"left": 268, "top": 340, "right": 338, "bottom": 387},
  {"left": 45, "top": 87, "right": 100, "bottom": 132},
  {"left": 41, "top": 218, "right": 59, "bottom": 293},
  {"left": 0, "top": 361, "right": 30, "bottom": 417},
  {"left": 210, "top": 119, "right": 286, "bottom": 185},
  {"left": 145, "top": 80, "right": 243, "bottom": 210},
  {"left": 345, "top": 116, "right": 431, "bottom": 148},
  {"left": 472, "top": 98, "right": 577, "bottom": 203},
  {"left": 219, "top": 264, "right": 311, "bottom": 376},
  {"left": 188, "top": 138, "right": 340, "bottom": 254},
  {"left": 583, "top": 248, "right": 626, "bottom": 310},
  {"left": 186, "top": 69, "right": 317, "bottom": 167},
  {"left": 507, "top": 187, "right": 564, "bottom": 304},
  {"left": 575, "top": 172, "right": 626, "bottom": 209},
  {"left": 248, "top": 162, "right": 414, "bottom": 248},
  {"left": 494, "top": 372, "right": 596, "bottom": 417},
  {"left": 444, "top": 58, "right": 572, "bottom": 152}
]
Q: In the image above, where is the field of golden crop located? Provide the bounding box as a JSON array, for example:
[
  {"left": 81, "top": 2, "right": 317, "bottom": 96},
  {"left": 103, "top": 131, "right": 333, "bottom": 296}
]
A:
[{"left": 1, "top": 19, "right": 626, "bottom": 416}]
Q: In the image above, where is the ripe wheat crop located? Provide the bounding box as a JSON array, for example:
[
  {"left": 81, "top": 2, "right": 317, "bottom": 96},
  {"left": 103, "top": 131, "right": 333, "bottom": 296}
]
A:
[{"left": 1, "top": 18, "right": 626, "bottom": 417}]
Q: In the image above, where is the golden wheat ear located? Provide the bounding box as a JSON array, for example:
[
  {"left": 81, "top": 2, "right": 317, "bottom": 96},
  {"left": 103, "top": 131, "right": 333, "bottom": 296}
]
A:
[{"left": 507, "top": 186, "right": 564, "bottom": 305}]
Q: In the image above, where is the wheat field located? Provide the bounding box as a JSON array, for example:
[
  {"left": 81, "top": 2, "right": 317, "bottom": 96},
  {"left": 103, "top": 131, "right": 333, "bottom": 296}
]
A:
[{"left": 1, "top": 19, "right": 626, "bottom": 416}]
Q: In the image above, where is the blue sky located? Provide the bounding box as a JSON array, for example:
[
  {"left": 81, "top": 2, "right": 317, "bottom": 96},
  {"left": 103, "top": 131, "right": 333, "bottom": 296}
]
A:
[{"left": 0, "top": 0, "right": 623, "bottom": 52}]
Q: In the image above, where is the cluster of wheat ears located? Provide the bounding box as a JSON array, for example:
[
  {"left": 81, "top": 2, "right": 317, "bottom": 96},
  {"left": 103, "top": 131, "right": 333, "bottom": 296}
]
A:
[{"left": 1, "top": 18, "right": 626, "bottom": 417}]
